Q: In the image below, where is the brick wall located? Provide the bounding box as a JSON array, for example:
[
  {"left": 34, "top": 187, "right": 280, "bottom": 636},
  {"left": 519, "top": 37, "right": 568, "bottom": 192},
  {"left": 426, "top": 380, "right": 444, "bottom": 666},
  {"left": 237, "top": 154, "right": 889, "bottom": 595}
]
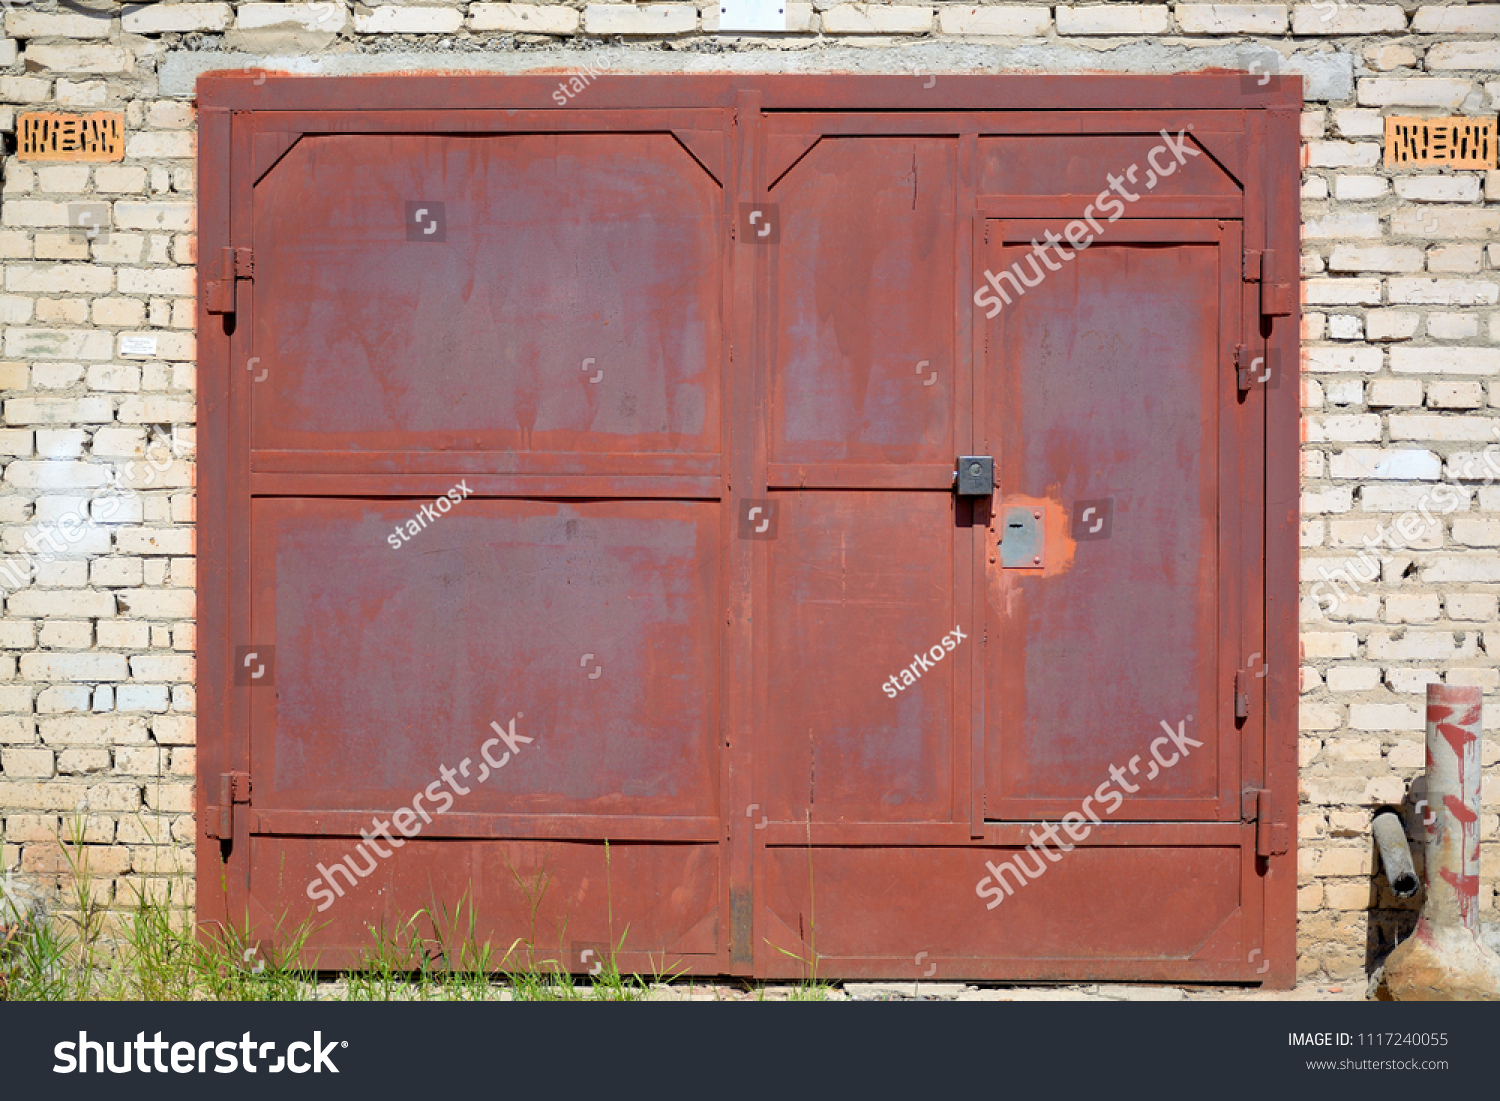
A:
[{"left": 0, "top": 0, "right": 1496, "bottom": 981}]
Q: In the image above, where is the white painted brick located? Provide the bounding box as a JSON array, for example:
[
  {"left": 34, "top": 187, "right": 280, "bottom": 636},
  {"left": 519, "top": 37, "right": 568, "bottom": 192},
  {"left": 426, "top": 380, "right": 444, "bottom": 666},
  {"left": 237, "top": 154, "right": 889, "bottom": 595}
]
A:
[
  {"left": 937, "top": 4, "right": 1049, "bottom": 34},
  {"left": 1306, "top": 414, "right": 1381, "bottom": 442},
  {"left": 1429, "top": 314, "right": 1479, "bottom": 341},
  {"left": 821, "top": 3, "right": 934, "bottom": 32},
  {"left": 1302, "top": 632, "right": 1359, "bottom": 658},
  {"left": 19, "top": 652, "right": 127, "bottom": 682},
  {"left": 3, "top": 329, "right": 113, "bottom": 361},
  {"left": 1447, "top": 594, "right": 1498, "bottom": 620},
  {"left": 5, "top": 263, "right": 113, "bottom": 295},
  {"left": 116, "top": 268, "right": 195, "bottom": 296},
  {"left": 6, "top": 11, "right": 112, "bottom": 38},
  {"left": 1394, "top": 208, "right": 1500, "bottom": 239},
  {"left": 1391, "top": 347, "right": 1500, "bottom": 375},
  {"left": 236, "top": 3, "right": 352, "bottom": 32},
  {"left": 1454, "top": 519, "right": 1500, "bottom": 546},
  {"left": 4, "top": 397, "right": 113, "bottom": 425},
  {"left": 1304, "top": 278, "right": 1382, "bottom": 305},
  {"left": 1390, "top": 415, "right": 1500, "bottom": 442},
  {"left": 0, "top": 77, "right": 51, "bottom": 104},
  {"left": 1303, "top": 486, "right": 1354, "bottom": 513},
  {"left": 1330, "top": 108, "right": 1383, "bottom": 139},
  {"left": 1413, "top": 5, "right": 1500, "bottom": 33},
  {"left": 37, "top": 715, "right": 147, "bottom": 745},
  {"left": 1304, "top": 346, "right": 1383, "bottom": 374},
  {"left": 1366, "top": 43, "right": 1418, "bottom": 71},
  {"left": 1395, "top": 176, "right": 1483, "bottom": 203},
  {"left": 1329, "top": 449, "right": 1441, "bottom": 480},
  {"left": 1306, "top": 141, "right": 1380, "bottom": 169},
  {"left": 1447, "top": 451, "right": 1500, "bottom": 481},
  {"left": 56, "top": 79, "right": 106, "bottom": 107},
  {"left": 1174, "top": 3, "right": 1287, "bottom": 33},
  {"left": 1303, "top": 213, "right": 1381, "bottom": 239},
  {"left": 1368, "top": 630, "right": 1478, "bottom": 661},
  {"left": 1366, "top": 312, "right": 1421, "bottom": 343},
  {"left": 1327, "top": 246, "right": 1421, "bottom": 274},
  {"left": 1332, "top": 175, "right": 1388, "bottom": 201},
  {"left": 1326, "top": 666, "right": 1380, "bottom": 692},
  {"left": 1428, "top": 245, "right": 1483, "bottom": 274},
  {"left": 1327, "top": 314, "right": 1362, "bottom": 340},
  {"left": 123, "top": 3, "right": 232, "bottom": 32},
  {"left": 1329, "top": 515, "right": 1440, "bottom": 550},
  {"left": 1388, "top": 279, "right": 1499, "bottom": 307},
  {"left": 1426, "top": 42, "right": 1500, "bottom": 70},
  {"left": 124, "top": 132, "right": 196, "bottom": 160},
  {"left": 1056, "top": 3, "right": 1170, "bottom": 33},
  {"left": 23, "top": 44, "right": 132, "bottom": 74},
  {"left": 1292, "top": 3, "right": 1405, "bottom": 34},
  {"left": 115, "top": 685, "right": 169, "bottom": 711},
  {"left": 1426, "top": 380, "right": 1485, "bottom": 408},
  {"left": 1324, "top": 379, "right": 1363, "bottom": 405},
  {"left": 146, "top": 102, "right": 194, "bottom": 130},
  {"left": 353, "top": 5, "right": 465, "bottom": 32},
  {"left": 1350, "top": 703, "right": 1425, "bottom": 731},
  {"left": 112, "top": 204, "right": 195, "bottom": 233},
  {"left": 1422, "top": 557, "right": 1500, "bottom": 582},
  {"left": 92, "top": 298, "right": 147, "bottom": 328},
  {"left": 115, "top": 587, "right": 193, "bottom": 616},
  {"left": 1357, "top": 77, "right": 1470, "bottom": 109},
  {"left": 468, "top": 3, "right": 580, "bottom": 33},
  {"left": 130, "top": 654, "right": 193, "bottom": 681},
  {"left": 2, "top": 461, "right": 109, "bottom": 490}
]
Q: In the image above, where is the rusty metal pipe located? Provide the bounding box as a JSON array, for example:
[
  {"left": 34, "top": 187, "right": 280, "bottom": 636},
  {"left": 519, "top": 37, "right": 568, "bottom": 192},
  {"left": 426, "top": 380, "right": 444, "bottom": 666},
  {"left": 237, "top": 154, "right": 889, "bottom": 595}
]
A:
[
  {"left": 1379, "top": 684, "right": 1500, "bottom": 1000},
  {"left": 1372, "top": 810, "right": 1419, "bottom": 899}
]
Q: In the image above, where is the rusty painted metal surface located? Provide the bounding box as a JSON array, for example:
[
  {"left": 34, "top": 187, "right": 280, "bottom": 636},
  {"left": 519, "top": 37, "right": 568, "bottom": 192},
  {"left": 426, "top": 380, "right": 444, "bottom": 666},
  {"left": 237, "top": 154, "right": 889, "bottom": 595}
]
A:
[{"left": 197, "top": 73, "right": 1300, "bottom": 983}]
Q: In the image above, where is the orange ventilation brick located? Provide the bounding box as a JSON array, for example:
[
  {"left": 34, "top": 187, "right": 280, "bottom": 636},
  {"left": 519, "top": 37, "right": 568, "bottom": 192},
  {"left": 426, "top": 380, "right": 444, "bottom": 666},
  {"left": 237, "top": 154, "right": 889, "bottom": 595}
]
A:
[
  {"left": 1385, "top": 116, "right": 1496, "bottom": 169},
  {"left": 18, "top": 111, "right": 124, "bottom": 161}
]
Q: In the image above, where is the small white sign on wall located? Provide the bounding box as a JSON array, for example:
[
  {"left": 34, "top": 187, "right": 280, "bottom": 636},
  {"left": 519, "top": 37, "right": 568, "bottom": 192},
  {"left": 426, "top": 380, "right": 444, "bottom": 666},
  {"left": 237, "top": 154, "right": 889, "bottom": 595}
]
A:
[
  {"left": 119, "top": 335, "right": 158, "bottom": 358},
  {"left": 718, "top": 0, "right": 787, "bottom": 32}
]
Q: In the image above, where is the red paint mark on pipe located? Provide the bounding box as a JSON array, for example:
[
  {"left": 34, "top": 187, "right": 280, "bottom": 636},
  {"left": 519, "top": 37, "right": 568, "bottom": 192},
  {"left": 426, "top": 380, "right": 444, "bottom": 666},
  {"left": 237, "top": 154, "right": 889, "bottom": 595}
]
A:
[
  {"left": 1437, "top": 720, "right": 1478, "bottom": 758},
  {"left": 1444, "top": 794, "right": 1478, "bottom": 826}
]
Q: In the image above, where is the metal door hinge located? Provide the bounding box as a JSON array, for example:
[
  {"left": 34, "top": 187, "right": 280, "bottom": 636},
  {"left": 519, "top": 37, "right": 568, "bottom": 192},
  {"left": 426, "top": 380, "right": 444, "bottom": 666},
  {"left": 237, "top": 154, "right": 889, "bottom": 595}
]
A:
[
  {"left": 1243, "top": 788, "right": 1289, "bottom": 857},
  {"left": 205, "top": 770, "right": 251, "bottom": 840},
  {"left": 205, "top": 247, "right": 254, "bottom": 316},
  {"left": 1233, "top": 344, "right": 1253, "bottom": 394},
  {"left": 1234, "top": 669, "right": 1250, "bottom": 719},
  {"left": 1244, "top": 248, "right": 1293, "bottom": 319}
]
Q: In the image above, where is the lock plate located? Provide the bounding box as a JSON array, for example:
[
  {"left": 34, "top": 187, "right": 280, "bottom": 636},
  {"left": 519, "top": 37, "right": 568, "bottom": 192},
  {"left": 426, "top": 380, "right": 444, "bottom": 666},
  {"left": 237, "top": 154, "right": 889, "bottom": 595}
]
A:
[
  {"left": 999, "top": 506, "right": 1045, "bottom": 568},
  {"left": 956, "top": 456, "right": 994, "bottom": 496}
]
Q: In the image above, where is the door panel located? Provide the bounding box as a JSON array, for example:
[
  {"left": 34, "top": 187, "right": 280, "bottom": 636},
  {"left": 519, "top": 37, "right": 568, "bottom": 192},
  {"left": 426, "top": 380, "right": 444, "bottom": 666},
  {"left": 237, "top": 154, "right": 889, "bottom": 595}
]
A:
[
  {"left": 981, "top": 219, "right": 1241, "bottom": 822},
  {"left": 767, "top": 136, "right": 956, "bottom": 468},
  {"left": 252, "top": 129, "right": 723, "bottom": 458},
  {"left": 249, "top": 497, "right": 721, "bottom": 821},
  {"left": 764, "top": 490, "right": 957, "bottom": 824},
  {"left": 200, "top": 77, "right": 1297, "bottom": 984}
]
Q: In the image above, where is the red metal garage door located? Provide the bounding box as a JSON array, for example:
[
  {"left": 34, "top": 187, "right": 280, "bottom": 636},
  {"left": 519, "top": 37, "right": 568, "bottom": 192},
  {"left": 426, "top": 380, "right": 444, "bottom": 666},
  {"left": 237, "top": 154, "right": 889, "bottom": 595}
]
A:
[{"left": 197, "top": 74, "right": 1300, "bottom": 985}]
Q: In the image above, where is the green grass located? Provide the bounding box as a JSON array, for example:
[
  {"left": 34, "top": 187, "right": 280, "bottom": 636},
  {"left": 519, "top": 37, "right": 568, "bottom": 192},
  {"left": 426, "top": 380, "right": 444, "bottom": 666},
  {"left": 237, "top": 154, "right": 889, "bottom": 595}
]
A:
[{"left": 0, "top": 820, "right": 831, "bottom": 1002}]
